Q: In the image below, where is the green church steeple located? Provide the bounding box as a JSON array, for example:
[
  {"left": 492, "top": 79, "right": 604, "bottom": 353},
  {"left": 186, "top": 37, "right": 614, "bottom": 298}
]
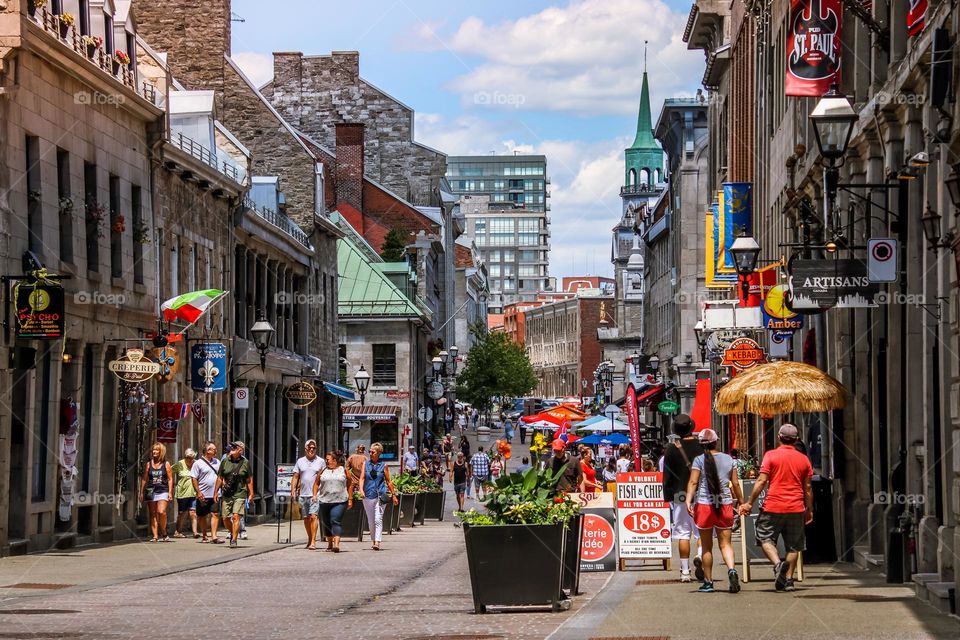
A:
[{"left": 624, "top": 63, "right": 663, "bottom": 189}]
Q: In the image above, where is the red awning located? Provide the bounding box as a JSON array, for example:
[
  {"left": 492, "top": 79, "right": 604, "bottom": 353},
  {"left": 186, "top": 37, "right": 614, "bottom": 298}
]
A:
[
  {"left": 341, "top": 405, "right": 401, "bottom": 420},
  {"left": 635, "top": 384, "right": 665, "bottom": 405},
  {"left": 690, "top": 378, "right": 712, "bottom": 432}
]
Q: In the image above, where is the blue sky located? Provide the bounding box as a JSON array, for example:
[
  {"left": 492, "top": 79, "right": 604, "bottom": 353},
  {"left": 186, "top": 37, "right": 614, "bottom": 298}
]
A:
[{"left": 232, "top": 0, "right": 705, "bottom": 280}]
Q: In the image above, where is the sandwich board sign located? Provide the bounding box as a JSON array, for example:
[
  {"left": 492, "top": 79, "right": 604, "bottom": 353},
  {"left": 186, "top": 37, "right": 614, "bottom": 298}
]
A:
[{"left": 615, "top": 472, "right": 671, "bottom": 559}]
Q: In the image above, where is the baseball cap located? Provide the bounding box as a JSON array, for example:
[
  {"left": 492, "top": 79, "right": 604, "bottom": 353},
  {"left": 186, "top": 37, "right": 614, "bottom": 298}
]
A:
[
  {"left": 697, "top": 428, "right": 719, "bottom": 444},
  {"left": 551, "top": 438, "right": 567, "bottom": 452},
  {"left": 778, "top": 424, "right": 799, "bottom": 440},
  {"left": 230, "top": 440, "right": 245, "bottom": 449}
]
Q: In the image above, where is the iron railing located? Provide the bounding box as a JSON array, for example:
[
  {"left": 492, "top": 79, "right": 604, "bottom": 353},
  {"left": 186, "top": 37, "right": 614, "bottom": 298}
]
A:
[
  {"left": 242, "top": 197, "right": 310, "bottom": 248},
  {"left": 171, "top": 133, "right": 244, "bottom": 184}
]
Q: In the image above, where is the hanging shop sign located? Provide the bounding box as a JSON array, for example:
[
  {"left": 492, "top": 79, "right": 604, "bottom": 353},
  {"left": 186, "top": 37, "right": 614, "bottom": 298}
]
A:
[
  {"left": 285, "top": 381, "right": 317, "bottom": 408},
  {"left": 762, "top": 284, "right": 804, "bottom": 332},
  {"left": 190, "top": 343, "right": 227, "bottom": 392},
  {"left": 426, "top": 380, "right": 445, "bottom": 400},
  {"left": 788, "top": 259, "right": 879, "bottom": 310},
  {"left": 785, "top": 0, "right": 842, "bottom": 97},
  {"left": 616, "top": 472, "right": 671, "bottom": 559},
  {"left": 571, "top": 492, "right": 618, "bottom": 572},
  {"left": 657, "top": 400, "right": 680, "bottom": 414},
  {"left": 721, "top": 337, "right": 767, "bottom": 371},
  {"left": 152, "top": 345, "right": 179, "bottom": 382},
  {"left": 15, "top": 282, "right": 65, "bottom": 339},
  {"left": 108, "top": 349, "right": 162, "bottom": 383},
  {"left": 385, "top": 390, "right": 410, "bottom": 399}
]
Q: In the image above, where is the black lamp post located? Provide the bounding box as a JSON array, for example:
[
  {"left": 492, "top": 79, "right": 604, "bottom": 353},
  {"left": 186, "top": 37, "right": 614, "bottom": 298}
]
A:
[
  {"left": 647, "top": 354, "right": 660, "bottom": 376},
  {"left": 354, "top": 364, "right": 370, "bottom": 405},
  {"left": 730, "top": 234, "right": 761, "bottom": 303},
  {"left": 250, "top": 310, "right": 275, "bottom": 371},
  {"left": 945, "top": 164, "right": 960, "bottom": 210},
  {"left": 921, "top": 206, "right": 955, "bottom": 251},
  {"left": 810, "top": 85, "right": 858, "bottom": 220}
]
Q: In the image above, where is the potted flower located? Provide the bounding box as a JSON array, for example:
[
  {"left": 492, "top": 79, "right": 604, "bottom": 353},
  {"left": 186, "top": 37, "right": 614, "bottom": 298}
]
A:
[
  {"left": 132, "top": 221, "right": 151, "bottom": 245},
  {"left": 419, "top": 476, "right": 446, "bottom": 521},
  {"left": 57, "top": 12, "right": 74, "bottom": 39},
  {"left": 458, "top": 464, "right": 582, "bottom": 613},
  {"left": 29, "top": 0, "right": 48, "bottom": 18},
  {"left": 59, "top": 196, "right": 74, "bottom": 217},
  {"left": 81, "top": 35, "right": 103, "bottom": 59},
  {"left": 111, "top": 215, "right": 125, "bottom": 234},
  {"left": 393, "top": 472, "right": 425, "bottom": 529},
  {"left": 85, "top": 199, "right": 106, "bottom": 238},
  {"left": 113, "top": 49, "right": 130, "bottom": 74}
]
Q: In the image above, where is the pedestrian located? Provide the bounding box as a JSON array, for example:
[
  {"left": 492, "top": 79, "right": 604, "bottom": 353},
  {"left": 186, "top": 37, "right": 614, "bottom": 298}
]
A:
[
  {"left": 490, "top": 453, "right": 504, "bottom": 481},
  {"left": 191, "top": 441, "right": 221, "bottom": 543},
  {"left": 472, "top": 407, "right": 479, "bottom": 429},
  {"left": 423, "top": 429, "right": 436, "bottom": 452},
  {"left": 458, "top": 411, "right": 467, "bottom": 434},
  {"left": 441, "top": 434, "right": 453, "bottom": 457},
  {"left": 739, "top": 424, "right": 813, "bottom": 592},
  {"left": 430, "top": 454, "right": 446, "bottom": 486},
  {"left": 519, "top": 419, "right": 526, "bottom": 444},
  {"left": 685, "top": 429, "right": 744, "bottom": 593},
  {"left": 459, "top": 434, "right": 471, "bottom": 458},
  {"left": 444, "top": 408, "right": 453, "bottom": 434},
  {"left": 214, "top": 441, "right": 254, "bottom": 548},
  {"left": 469, "top": 446, "right": 492, "bottom": 500},
  {"left": 503, "top": 415, "right": 514, "bottom": 442},
  {"left": 548, "top": 439, "right": 583, "bottom": 493},
  {"left": 291, "top": 439, "right": 323, "bottom": 550},
  {"left": 661, "top": 414, "right": 703, "bottom": 583},
  {"left": 580, "top": 447, "right": 600, "bottom": 493},
  {"left": 601, "top": 458, "right": 617, "bottom": 485},
  {"left": 172, "top": 448, "right": 198, "bottom": 539},
  {"left": 516, "top": 456, "right": 532, "bottom": 474},
  {"left": 361, "top": 442, "right": 398, "bottom": 551},
  {"left": 346, "top": 444, "right": 367, "bottom": 489},
  {"left": 139, "top": 443, "right": 174, "bottom": 543},
  {"left": 402, "top": 445, "right": 419, "bottom": 475},
  {"left": 616, "top": 447, "right": 633, "bottom": 473},
  {"left": 313, "top": 450, "right": 351, "bottom": 553},
  {"left": 450, "top": 452, "right": 469, "bottom": 511}
]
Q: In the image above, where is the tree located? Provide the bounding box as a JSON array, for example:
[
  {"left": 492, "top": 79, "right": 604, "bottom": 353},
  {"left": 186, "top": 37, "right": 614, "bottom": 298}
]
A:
[
  {"left": 380, "top": 228, "right": 407, "bottom": 262},
  {"left": 456, "top": 323, "right": 537, "bottom": 413}
]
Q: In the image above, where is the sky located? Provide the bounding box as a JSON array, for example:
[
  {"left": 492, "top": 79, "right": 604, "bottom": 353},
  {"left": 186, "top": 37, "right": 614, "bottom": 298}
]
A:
[{"left": 231, "top": 0, "right": 705, "bottom": 280}]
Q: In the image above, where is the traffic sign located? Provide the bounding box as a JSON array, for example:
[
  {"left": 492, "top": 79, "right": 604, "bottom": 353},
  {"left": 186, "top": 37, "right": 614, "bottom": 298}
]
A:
[
  {"left": 417, "top": 406, "right": 433, "bottom": 422},
  {"left": 341, "top": 421, "right": 360, "bottom": 430},
  {"left": 234, "top": 387, "right": 249, "bottom": 409},
  {"left": 868, "top": 238, "right": 898, "bottom": 282},
  {"left": 603, "top": 404, "right": 621, "bottom": 418}
]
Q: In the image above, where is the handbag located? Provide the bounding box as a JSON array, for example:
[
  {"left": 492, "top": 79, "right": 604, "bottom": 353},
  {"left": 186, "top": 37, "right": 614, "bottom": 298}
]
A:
[{"left": 143, "top": 486, "right": 154, "bottom": 501}]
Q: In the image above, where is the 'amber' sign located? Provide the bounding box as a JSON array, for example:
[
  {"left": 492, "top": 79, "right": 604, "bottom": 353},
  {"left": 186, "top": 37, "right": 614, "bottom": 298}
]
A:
[{"left": 721, "top": 337, "right": 766, "bottom": 371}]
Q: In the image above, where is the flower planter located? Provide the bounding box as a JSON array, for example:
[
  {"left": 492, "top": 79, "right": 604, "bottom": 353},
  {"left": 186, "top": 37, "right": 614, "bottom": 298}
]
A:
[
  {"left": 396, "top": 493, "right": 418, "bottom": 528},
  {"left": 86, "top": 45, "right": 97, "bottom": 59},
  {"left": 359, "top": 499, "right": 396, "bottom": 536},
  {"left": 421, "top": 490, "right": 445, "bottom": 521},
  {"left": 58, "top": 23, "right": 69, "bottom": 39},
  {"left": 337, "top": 501, "right": 365, "bottom": 541},
  {"left": 463, "top": 522, "right": 568, "bottom": 613},
  {"left": 561, "top": 514, "right": 583, "bottom": 595}
]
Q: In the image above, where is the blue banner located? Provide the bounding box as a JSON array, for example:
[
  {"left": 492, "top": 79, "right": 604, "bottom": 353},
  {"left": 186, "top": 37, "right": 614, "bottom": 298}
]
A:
[
  {"left": 722, "top": 182, "right": 754, "bottom": 271},
  {"left": 712, "top": 199, "right": 737, "bottom": 282},
  {"left": 191, "top": 343, "right": 227, "bottom": 392}
]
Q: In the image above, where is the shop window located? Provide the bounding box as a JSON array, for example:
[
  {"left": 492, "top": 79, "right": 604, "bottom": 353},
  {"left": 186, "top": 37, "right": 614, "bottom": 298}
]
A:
[{"left": 371, "top": 420, "right": 399, "bottom": 460}]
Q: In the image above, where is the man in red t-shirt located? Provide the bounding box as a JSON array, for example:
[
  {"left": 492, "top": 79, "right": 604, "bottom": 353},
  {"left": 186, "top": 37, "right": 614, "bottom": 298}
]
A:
[{"left": 739, "top": 424, "right": 813, "bottom": 592}]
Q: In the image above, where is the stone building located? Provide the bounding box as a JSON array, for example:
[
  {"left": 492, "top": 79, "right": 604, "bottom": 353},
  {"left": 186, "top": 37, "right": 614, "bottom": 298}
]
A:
[
  {"left": 683, "top": 0, "right": 960, "bottom": 613},
  {"left": 0, "top": 0, "right": 163, "bottom": 553}
]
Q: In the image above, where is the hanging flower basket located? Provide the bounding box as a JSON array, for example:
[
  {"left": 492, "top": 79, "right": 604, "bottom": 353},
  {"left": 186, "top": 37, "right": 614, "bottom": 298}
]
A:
[
  {"left": 81, "top": 35, "right": 102, "bottom": 59},
  {"left": 113, "top": 50, "right": 130, "bottom": 74},
  {"left": 85, "top": 199, "right": 106, "bottom": 238},
  {"left": 29, "top": 0, "right": 48, "bottom": 18},
  {"left": 132, "top": 222, "right": 151, "bottom": 245},
  {"left": 59, "top": 196, "right": 74, "bottom": 217},
  {"left": 111, "top": 215, "right": 125, "bottom": 234}
]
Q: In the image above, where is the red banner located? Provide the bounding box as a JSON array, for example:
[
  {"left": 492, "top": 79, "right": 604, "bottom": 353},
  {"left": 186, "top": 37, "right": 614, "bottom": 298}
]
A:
[
  {"left": 624, "top": 384, "right": 641, "bottom": 472},
  {"left": 786, "top": 0, "right": 842, "bottom": 97}
]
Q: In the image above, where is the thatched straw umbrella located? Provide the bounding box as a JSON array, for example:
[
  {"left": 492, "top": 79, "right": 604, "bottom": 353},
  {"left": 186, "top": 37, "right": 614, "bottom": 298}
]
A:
[{"left": 715, "top": 360, "right": 846, "bottom": 416}]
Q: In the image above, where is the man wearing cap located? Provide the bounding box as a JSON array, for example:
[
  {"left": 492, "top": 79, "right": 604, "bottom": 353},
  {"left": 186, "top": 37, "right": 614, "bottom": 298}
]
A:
[
  {"left": 402, "top": 445, "right": 419, "bottom": 475},
  {"left": 739, "top": 423, "right": 813, "bottom": 592},
  {"left": 291, "top": 439, "right": 323, "bottom": 550},
  {"left": 214, "top": 441, "right": 254, "bottom": 548},
  {"left": 661, "top": 414, "right": 704, "bottom": 583},
  {"left": 548, "top": 439, "right": 583, "bottom": 493}
]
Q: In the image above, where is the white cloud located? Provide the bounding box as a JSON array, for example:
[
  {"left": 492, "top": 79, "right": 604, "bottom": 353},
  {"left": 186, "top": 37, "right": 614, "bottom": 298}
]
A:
[
  {"left": 426, "top": 0, "right": 703, "bottom": 116},
  {"left": 232, "top": 52, "right": 274, "bottom": 88}
]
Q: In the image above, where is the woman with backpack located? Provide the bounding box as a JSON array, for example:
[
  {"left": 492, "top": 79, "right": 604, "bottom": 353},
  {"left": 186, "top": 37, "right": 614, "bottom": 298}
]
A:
[
  {"left": 360, "top": 442, "right": 398, "bottom": 551},
  {"left": 139, "top": 443, "right": 174, "bottom": 543},
  {"left": 685, "top": 429, "right": 744, "bottom": 593}
]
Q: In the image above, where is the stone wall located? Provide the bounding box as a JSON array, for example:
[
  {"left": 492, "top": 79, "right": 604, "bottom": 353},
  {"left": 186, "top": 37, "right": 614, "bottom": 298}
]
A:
[{"left": 268, "top": 51, "right": 446, "bottom": 205}]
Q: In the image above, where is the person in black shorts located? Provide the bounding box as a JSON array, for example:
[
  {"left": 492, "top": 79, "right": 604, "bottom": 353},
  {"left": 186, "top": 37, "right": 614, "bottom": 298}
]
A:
[{"left": 450, "top": 452, "right": 469, "bottom": 511}]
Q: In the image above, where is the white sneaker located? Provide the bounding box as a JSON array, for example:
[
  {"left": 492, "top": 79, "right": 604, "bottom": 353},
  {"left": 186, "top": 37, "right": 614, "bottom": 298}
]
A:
[
  {"left": 680, "top": 571, "right": 692, "bottom": 583},
  {"left": 239, "top": 532, "right": 248, "bottom": 540}
]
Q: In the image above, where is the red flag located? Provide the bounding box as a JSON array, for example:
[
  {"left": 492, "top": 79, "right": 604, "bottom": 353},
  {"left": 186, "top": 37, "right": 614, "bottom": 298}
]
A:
[
  {"left": 786, "top": 0, "right": 842, "bottom": 97},
  {"left": 625, "top": 384, "right": 641, "bottom": 472},
  {"left": 908, "top": 0, "right": 927, "bottom": 37},
  {"left": 157, "top": 402, "right": 189, "bottom": 443}
]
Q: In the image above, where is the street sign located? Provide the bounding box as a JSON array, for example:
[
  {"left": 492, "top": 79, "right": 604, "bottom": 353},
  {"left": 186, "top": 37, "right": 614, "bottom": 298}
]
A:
[
  {"left": 234, "top": 387, "right": 249, "bottom": 409},
  {"left": 616, "top": 472, "right": 671, "bottom": 559},
  {"left": 15, "top": 282, "right": 64, "bottom": 339},
  {"left": 612, "top": 374, "right": 625, "bottom": 382},
  {"left": 341, "top": 421, "right": 360, "bottom": 430},
  {"left": 426, "top": 380, "right": 444, "bottom": 400},
  {"left": 868, "top": 238, "right": 898, "bottom": 283},
  {"left": 285, "top": 381, "right": 317, "bottom": 408},
  {"left": 275, "top": 463, "right": 295, "bottom": 499},
  {"left": 657, "top": 400, "right": 680, "bottom": 414},
  {"left": 417, "top": 406, "right": 433, "bottom": 422},
  {"left": 108, "top": 349, "right": 161, "bottom": 383},
  {"left": 603, "top": 404, "right": 621, "bottom": 418}
]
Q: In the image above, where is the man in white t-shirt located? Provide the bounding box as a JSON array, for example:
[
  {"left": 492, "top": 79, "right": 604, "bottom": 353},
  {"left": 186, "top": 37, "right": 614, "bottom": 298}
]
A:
[
  {"left": 616, "top": 450, "right": 632, "bottom": 474},
  {"left": 402, "top": 446, "right": 419, "bottom": 475},
  {"left": 191, "top": 441, "right": 221, "bottom": 543},
  {"left": 291, "top": 439, "right": 324, "bottom": 550}
]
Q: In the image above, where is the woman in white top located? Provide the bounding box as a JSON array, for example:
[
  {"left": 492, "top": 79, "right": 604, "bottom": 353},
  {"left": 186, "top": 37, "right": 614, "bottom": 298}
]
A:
[{"left": 312, "top": 450, "right": 353, "bottom": 552}]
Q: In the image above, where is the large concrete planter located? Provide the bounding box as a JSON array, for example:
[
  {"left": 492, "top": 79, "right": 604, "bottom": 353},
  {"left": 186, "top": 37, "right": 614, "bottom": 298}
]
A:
[
  {"left": 397, "top": 493, "right": 418, "bottom": 528},
  {"left": 561, "top": 514, "right": 583, "bottom": 595},
  {"left": 421, "top": 491, "right": 445, "bottom": 521}
]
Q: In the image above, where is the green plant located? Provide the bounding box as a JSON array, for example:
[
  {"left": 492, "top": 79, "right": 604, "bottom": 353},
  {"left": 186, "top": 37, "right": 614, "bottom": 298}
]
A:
[
  {"left": 393, "top": 473, "right": 426, "bottom": 494},
  {"left": 59, "top": 196, "right": 74, "bottom": 216},
  {"left": 456, "top": 323, "right": 537, "bottom": 413},
  {"left": 379, "top": 228, "right": 408, "bottom": 262},
  {"left": 133, "top": 221, "right": 151, "bottom": 244},
  {"left": 737, "top": 455, "right": 759, "bottom": 479},
  {"left": 459, "top": 465, "right": 581, "bottom": 527},
  {"left": 419, "top": 476, "right": 443, "bottom": 492},
  {"left": 457, "top": 509, "right": 495, "bottom": 526}
]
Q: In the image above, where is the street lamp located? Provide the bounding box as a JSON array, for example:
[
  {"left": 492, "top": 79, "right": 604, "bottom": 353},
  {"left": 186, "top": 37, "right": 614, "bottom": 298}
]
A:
[
  {"left": 730, "top": 234, "right": 761, "bottom": 302},
  {"left": 810, "top": 84, "right": 857, "bottom": 165},
  {"left": 694, "top": 320, "right": 707, "bottom": 362},
  {"left": 449, "top": 344, "right": 459, "bottom": 362},
  {"left": 431, "top": 356, "right": 443, "bottom": 379},
  {"left": 921, "top": 205, "right": 954, "bottom": 251},
  {"left": 945, "top": 164, "right": 960, "bottom": 209},
  {"left": 354, "top": 364, "right": 370, "bottom": 405},
  {"left": 647, "top": 354, "right": 660, "bottom": 375},
  {"left": 250, "top": 310, "right": 275, "bottom": 371}
]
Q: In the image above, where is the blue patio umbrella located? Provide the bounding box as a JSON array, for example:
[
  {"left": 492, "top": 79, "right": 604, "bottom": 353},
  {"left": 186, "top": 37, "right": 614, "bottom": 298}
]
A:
[{"left": 577, "top": 432, "right": 631, "bottom": 446}]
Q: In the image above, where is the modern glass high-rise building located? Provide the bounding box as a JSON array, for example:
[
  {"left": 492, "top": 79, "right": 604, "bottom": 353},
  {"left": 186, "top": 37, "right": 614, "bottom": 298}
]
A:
[{"left": 446, "top": 155, "right": 551, "bottom": 313}]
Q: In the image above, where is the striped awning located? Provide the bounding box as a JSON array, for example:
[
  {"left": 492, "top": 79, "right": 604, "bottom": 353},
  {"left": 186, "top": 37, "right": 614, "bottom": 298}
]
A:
[
  {"left": 341, "top": 405, "right": 401, "bottom": 421},
  {"left": 323, "top": 381, "right": 357, "bottom": 401}
]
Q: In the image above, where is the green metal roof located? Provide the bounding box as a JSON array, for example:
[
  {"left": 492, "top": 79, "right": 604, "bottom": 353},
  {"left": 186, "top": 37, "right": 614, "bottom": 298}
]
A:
[
  {"left": 338, "top": 235, "right": 424, "bottom": 318},
  {"left": 630, "top": 72, "right": 658, "bottom": 150}
]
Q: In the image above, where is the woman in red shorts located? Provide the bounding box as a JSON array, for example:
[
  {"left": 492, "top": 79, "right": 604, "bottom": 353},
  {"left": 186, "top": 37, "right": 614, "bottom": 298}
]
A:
[{"left": 685, "top": 429, "right": 744, "bottom": 593}]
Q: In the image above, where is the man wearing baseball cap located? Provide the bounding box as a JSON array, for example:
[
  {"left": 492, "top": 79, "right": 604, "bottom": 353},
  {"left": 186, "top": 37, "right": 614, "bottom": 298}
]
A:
[
  {"left": 214, "top": 441, "right": 254, "bottom": 548},
  {"left": 549, "top": 438, "right": 583, "bottom": 493},
  {"left": 739, "top": 423, "right": 813, "bottom": 591}
]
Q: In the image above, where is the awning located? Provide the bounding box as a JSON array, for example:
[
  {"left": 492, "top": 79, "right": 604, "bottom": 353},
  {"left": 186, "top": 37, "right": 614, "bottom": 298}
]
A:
[
  {"left": 341, "top": 405, "right": 401, "bottom": 421},
  {"left": 323, "top": 381, "right": 356, "bottom": 402},
  {"left": 635, "top": 384, "right": 665, "bottom": 405},
  {"left": 690, "top": 378, "right": 712, "bottom": 432}
]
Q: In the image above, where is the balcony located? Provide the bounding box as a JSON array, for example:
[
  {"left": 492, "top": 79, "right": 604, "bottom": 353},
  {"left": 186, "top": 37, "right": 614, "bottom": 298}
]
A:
[
  {"left": 170, "top": 133, "right": 247, "bottom": 185},
  {"left": 28, "top": 7, "right": 158, "bottom": 105},
  {"left": 242, "top": 197, "right": 310, "bottom": 248}
]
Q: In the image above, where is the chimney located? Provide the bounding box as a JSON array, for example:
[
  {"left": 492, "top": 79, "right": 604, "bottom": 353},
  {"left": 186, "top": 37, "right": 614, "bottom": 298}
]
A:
[{"left": 335, "top": 123, "right": 365, "bottom": 214}]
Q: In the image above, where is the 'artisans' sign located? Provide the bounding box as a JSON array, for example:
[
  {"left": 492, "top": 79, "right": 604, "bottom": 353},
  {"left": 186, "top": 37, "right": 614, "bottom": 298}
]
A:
[{"left": 788, "top": 259, "right": 879, "bottom": 310}]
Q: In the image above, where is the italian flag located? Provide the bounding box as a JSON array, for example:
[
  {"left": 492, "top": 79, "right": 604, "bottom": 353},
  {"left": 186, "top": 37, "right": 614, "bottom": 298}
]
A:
[{"left": 161, "top": 289, "right": 228, "bottom": 324}]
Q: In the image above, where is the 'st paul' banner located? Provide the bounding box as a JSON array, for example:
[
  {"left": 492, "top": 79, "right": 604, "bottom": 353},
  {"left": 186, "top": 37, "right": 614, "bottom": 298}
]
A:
[{"left": 786, "top": 0, "right": 842, "bottom": 97}]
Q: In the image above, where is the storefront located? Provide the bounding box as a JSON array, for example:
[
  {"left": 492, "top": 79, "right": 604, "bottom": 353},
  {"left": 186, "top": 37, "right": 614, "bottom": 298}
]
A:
[{"left": 341, "top": 405, "right": 402, "bottom": 461}]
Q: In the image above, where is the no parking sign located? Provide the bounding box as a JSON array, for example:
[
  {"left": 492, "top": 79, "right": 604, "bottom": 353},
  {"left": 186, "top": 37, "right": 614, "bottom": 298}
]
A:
[{"left": 868, "top": 238, "right": 898, "bottom": 283}]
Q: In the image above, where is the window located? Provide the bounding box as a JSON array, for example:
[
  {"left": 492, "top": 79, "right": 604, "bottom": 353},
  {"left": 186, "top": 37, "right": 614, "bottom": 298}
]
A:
[
  {"left": 132, "top": 185, "right": 144, "bottom": 283},
  {"left": 79, "top": 0, "right": 90, "bottom": 35},
  {"left": 338, "top": 344, "right": 347, "bottom": 384},
  {"left": 473, "top": 218, "right": 486, "bottom": 233},
  {"left": 104, "top": 13, "right": 114, "bottom": 58},
  {"left": 518, "top": 233, "right": 539, "bottom": 246},
  {"left": 502, "top": 250, "right": 515, "bottom": 262},
  {"left": 488, "top": 250, "right": 501, "bottom": 262},
  {"left": 488, "top": 264, "right": 501, "bottom": 277},
  {"left": 489, "top": 217, "right": 514, "bottom": 233},
  {"left": 26, "top": 136, "right": 42, "bottom": 254},
  {"left": 518, "top": 218, "right": 540, "bottom": 232},
  {"left": 502, "top": 264, "right": 515, "bottom": 276},
  {"left": 57, "top": 148, "right": 73, "bottom": 263},
  {"left": 84, "top": 162, "right": 99, "bottom": 271},
  {"left": 519, "top": 265, "right": 538, "bottom": 277},
  {"left": 31, "top": 350, "right": 52, "bottom": 502},
  {"left": 520, "top": 250, "right": 537, "bottom": 262},
  {"left": 109, "top": 175, "right": 122, "bottom": 277},
  {"left": 372, "top": 344, "right": 397, "bottom": 386}
]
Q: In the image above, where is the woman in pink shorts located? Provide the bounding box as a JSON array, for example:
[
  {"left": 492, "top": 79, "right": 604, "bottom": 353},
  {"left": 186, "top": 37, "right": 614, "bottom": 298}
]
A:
[{"left": 685, "top": 429, "right": 745, "bottom": 593}]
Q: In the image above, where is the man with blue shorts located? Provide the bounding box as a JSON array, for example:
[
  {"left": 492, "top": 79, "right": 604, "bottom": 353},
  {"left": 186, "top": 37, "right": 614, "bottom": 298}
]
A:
[{"left": 291, "top": 439, "right": 324, "bottom": 550}]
